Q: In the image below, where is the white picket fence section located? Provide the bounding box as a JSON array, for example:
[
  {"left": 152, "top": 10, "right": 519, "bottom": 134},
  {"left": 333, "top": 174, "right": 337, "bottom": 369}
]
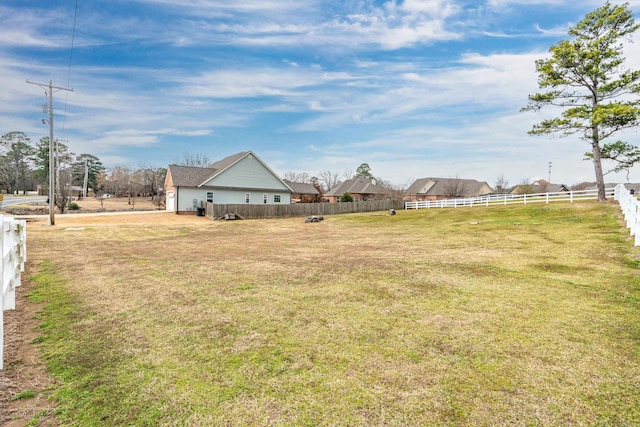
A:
[
  {"left": 614, "top": 183, "right": 640, "bottom": 246},
  {"left": 0, "top": 215, "right": 28, "bottom": 370},
  {"left": 404, "top": 188, "right": 615, "bottom": 210}
]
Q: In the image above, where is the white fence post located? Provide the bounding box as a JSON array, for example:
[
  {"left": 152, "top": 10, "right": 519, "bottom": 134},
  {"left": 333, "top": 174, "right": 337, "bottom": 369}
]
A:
[
  {"left": 613, "top": 183, "right": 640, "bottom": 247},
  {"left": 634, "top": 202, "right": 640, "bottom": 247},
  {"left": 1, "top": 216, "right": 27, "bottom": 370}
]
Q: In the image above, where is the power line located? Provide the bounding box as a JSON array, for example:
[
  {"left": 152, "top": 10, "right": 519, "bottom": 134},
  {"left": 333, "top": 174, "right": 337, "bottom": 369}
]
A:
[{"left": 60, "top": 0, "right": 80, "bottom": 140}]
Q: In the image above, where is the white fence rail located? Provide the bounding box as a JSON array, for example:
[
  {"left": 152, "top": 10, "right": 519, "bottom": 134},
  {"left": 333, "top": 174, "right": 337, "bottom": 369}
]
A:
[
  {"left": 614, "top": 183, "right": 640, "bottom": 246},
  {"left": 0, "top": 215, "right": 27, "bottom": 370},
  {"left": 404, "top": 188, "right": 615, "bottom": 210}
]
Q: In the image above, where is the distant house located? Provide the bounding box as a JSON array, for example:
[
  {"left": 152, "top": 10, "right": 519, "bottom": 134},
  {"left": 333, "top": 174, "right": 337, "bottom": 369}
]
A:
[
  {"left": 284, "top": 180, "right": 321, "bottom": 203},
  {"left": 580, "top": 182, "right": 639, "bottom": 194},
  {"left": 165, "top": 151, "right": 293, "bottom": 214},
  {"left": 621, "top": 183, "right": 640, "bottom": 193},
  {"left": 324, "top": 177, "right": 390, "bottom": 202},
  {"left": 404, "top": 178, "right": 493, "bottom": 201},
  {"left": 510, "top": 180, "right": 569, "bottom": 195}
]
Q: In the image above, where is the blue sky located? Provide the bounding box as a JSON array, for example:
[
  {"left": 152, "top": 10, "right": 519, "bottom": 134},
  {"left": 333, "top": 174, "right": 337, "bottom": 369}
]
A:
[{"left": 2, "top": 0, "right": 640, "bottom": 188}]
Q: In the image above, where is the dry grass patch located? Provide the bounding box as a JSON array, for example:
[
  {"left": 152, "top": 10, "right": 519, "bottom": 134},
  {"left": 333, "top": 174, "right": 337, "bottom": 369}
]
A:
[{"left": 16, "top": 203, "right": 640, "bottom": 426}]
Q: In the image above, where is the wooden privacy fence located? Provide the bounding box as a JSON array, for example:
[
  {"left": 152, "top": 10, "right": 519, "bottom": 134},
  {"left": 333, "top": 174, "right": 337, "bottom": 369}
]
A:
[
  {"left": 1, "top": 215, "right": 27, "bottom": 370},
  {"left": 205, "top": 199, "right": 405, "bottom": 219},
  {"left": 614, "top": 183, "right": 640, "bottom": 246},
  {"left": 404, "top": 188, "right": 615, "bottom": 209}
]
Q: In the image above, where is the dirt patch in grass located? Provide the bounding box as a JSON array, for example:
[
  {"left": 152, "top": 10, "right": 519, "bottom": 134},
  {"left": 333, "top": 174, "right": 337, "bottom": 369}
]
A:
[{"left": 0, "top": 266, "right": 57, "bottom": 427}]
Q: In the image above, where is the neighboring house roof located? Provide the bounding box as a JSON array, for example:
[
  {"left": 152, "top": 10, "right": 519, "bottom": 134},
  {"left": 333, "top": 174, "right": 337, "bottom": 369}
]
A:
[
  {"left": 325, "top": 177, "right": 389, "bottom": 197},
  {"left": 405, "top": 178, "right": 436, "bottom": 196},
  {"left": 581, "top": 182, "right": 640, "bottom": 192},
  {"left": 623, "top": 183, "right": 640, "bottom": 192},
  {"left": 510, "top": 181, "right": 569, "bottom": 194},
  {"left": 284, "top": 180, "right": 319, "bottom": 195},
  {"left": 167, "top": 151, "right": 293, "bottom": 192},
  {"left": 532, "top": 180, "right": 569, "bottom": 193},
  {"left": 405, "top": 178, "right": 493, "bottom": 197},
  {"left": 571, "top": 182, "right": 598, "bottom": 191},
  {"left": 543, "top": 184, "right": 569, "bottom": 192}
]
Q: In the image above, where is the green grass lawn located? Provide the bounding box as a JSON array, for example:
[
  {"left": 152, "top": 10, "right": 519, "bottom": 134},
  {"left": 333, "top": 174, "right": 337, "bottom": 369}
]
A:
[{"left": 25, "top": 203, "right": 640, "bottom": 426}]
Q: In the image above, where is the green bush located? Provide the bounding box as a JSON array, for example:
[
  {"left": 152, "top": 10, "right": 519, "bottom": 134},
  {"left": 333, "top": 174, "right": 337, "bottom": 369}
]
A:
[
  {"left": 67, "top": 202, "right": 80, "bottom": 210},
  {"left": 340, "top": 192, "right": 353, "bottom": 202}
]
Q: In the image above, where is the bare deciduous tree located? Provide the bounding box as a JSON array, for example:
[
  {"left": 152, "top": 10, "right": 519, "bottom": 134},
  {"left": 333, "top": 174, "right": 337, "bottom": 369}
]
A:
[
  {"left": 342, "top": 169, "right": 354, "bottom": 180},
  {"left": 55, "top": 168, "right": 73, "bottom": 213},
  {"left": 282, "top": 171, "right": 311, "bottom": 183},
  {"left": 177, "top": 152, "right": 212, "bottom": 167},
  {"left": 514, "top": 179, "right": 536, "bottom": 195},
  {"left": 318, "top": 170, "right": 342, "bottom": 192},
  {"left": 494, "top": 174, "right": 509, "bottom": 193},
  {"left": 443, "top": 176, "right": 468, "bottom": 198},
  {"left": 376, "top": 179, "right": 406, "bottom": 199},
  {"left": 107, "top": 166, "right": 132, "bottom": 198},
  {"left": 138, "top": 163, "right": 166, "bottom": 201}
]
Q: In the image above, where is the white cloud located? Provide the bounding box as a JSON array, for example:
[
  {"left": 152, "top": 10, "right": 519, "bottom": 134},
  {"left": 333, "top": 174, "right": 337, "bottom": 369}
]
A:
[
  {"left": 3, "top": 0, "right": 640, "bottom": 183},
  {"left": 533, "top": 23, "right": 570, "bottom": 37}
]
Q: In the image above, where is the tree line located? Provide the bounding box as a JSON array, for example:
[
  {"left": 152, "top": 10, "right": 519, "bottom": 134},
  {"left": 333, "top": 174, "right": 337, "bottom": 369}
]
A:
[
  {"left": 0, "top": 131, "right": 167, "bottom": 212},
  {"left": 282, "top": 162, "right": 409, "bottom": 200}
]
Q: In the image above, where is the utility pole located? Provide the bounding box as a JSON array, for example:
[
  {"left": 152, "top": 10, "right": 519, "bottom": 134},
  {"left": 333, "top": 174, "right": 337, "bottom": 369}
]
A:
[
  {"left": 548, "top": 161, "right": 552, "bottom": 183},
  {"left": 26, "top": 80, "right": 73, "bottom": 226},
  {"left": 83, "top": 158, "right": 89, "bottom": 198}
]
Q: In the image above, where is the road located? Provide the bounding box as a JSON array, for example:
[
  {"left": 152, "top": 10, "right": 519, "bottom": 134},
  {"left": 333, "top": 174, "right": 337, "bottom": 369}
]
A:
[{"left": 0, "top": 194, "right": 47, "bottom": 210}]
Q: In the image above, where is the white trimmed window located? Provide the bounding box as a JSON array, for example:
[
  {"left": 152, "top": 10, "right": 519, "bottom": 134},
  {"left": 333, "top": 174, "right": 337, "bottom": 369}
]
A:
[
  {"left": 274, "top": 194, "right": 281, "bottom": 203},
  {"left": 206, "top": 192, "right": 214, "bottom": 203},
  {"left": 263, "top": 194, "right": 268, "bottom": 204},
  {"left": 245, "top": 193, "right": 250, "bottom": 203}
]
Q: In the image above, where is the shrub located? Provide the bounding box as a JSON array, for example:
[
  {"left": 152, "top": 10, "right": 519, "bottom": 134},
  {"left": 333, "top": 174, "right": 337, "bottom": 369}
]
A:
[
  {"left": 67, "top": 202, "right": 80, "bottom": 210},
  {"left": 340, "top": 192, "right": 353, "bottom": 202}
]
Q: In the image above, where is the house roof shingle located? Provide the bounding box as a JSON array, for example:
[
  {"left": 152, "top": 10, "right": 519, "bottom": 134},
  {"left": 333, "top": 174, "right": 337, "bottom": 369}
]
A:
[
  {"left": 208, "top": 151, "right": 249, "bottom": 171},
  {"left": 284, "top": 180, "right": 319, "bottom": 195},
  {"left": 405, "top": 178, "right": 434, "bottom": 195},
  {"left": 325, "top": 177, "right": 389, "bottom": 197},
  {"left": 405, "top": 177, "right": 492, "bottom": 197}
]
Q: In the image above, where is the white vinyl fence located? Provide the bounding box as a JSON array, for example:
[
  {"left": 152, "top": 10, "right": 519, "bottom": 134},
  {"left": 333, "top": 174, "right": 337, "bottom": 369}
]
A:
[
  {"left": 0, "top": 215, "right": 27, "bottom": 370},
  {"left": 405, "top": 188, "right": 615, "bottom": 210},
  {"left": 614, "top": 183, "right": 640, "bottom": 246}
]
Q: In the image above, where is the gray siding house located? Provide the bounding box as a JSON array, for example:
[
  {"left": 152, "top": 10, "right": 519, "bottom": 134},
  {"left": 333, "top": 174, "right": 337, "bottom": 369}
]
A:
[{"left": 165, "top": 151, "right": 293, "bottom": 214}]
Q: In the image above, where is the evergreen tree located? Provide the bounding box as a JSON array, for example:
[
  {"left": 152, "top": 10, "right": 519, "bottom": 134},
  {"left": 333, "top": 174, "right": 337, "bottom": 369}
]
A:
[{"left": 522, "top": 2, "right": 640, "bottom": 201}]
